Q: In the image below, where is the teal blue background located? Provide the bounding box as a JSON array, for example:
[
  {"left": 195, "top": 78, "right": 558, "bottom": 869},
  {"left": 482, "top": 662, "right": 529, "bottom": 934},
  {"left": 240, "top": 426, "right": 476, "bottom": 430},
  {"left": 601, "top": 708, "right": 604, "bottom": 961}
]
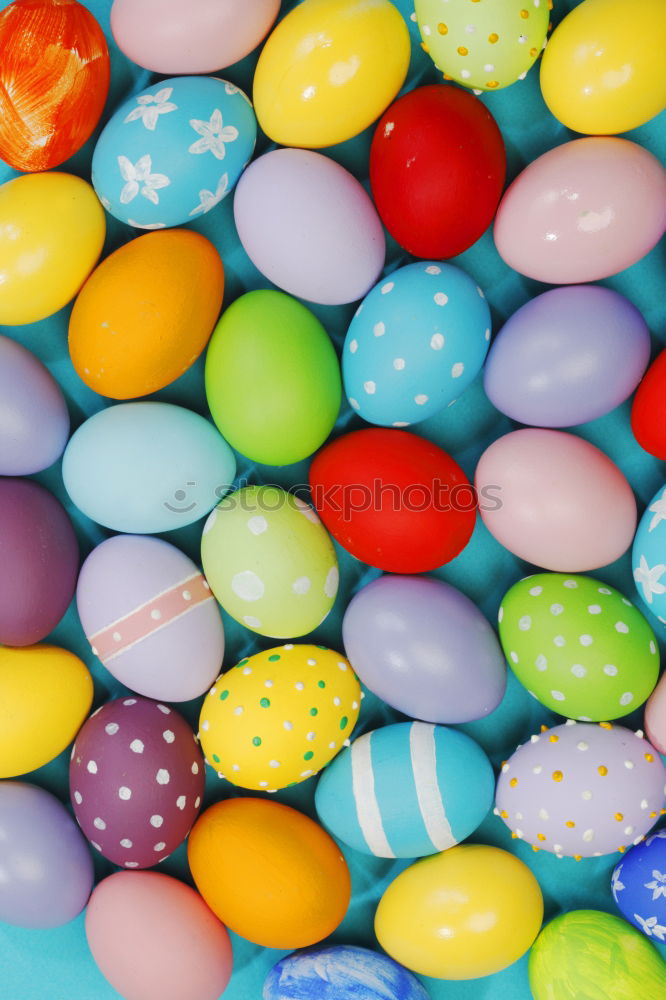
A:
[{"left": 0, "top": 2, "right": 664, "bottom": 998}]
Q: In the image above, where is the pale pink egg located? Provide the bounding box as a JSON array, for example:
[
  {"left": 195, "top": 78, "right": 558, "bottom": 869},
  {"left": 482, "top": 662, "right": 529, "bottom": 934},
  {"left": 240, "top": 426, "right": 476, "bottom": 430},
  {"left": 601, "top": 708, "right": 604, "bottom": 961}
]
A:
[{"left": 645, "top": 673, "right": 666, "bottom": 754}]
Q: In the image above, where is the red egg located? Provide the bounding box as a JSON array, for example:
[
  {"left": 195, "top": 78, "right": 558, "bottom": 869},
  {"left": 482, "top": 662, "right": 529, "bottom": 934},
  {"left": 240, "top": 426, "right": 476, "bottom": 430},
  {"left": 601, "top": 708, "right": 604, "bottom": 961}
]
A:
[
  {"left": 309, "top": 429, "right": 475, "bottom": 573},
  {"left": 632, "top": 349, "right": 666, "bottom": 460},
  {"left": 369, "top": 84, "right": 506, "bottom": 259}
]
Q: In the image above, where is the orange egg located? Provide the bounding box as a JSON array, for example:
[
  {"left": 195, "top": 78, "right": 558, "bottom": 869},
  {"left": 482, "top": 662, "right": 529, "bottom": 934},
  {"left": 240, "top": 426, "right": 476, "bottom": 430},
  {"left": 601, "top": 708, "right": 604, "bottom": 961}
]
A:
[
  {"left": 187, "top": 797, "right": 351, "bottom": 948},
  {"left": 68, "top": 229, "right": 224, "bottom": 399}
]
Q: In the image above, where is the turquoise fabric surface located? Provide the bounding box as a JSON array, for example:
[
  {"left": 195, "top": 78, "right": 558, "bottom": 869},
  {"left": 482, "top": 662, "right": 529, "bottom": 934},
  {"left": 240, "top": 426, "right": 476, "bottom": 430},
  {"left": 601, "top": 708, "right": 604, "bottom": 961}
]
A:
[{"left": 1, "top": 2, "right": 665, "bottom": 998}]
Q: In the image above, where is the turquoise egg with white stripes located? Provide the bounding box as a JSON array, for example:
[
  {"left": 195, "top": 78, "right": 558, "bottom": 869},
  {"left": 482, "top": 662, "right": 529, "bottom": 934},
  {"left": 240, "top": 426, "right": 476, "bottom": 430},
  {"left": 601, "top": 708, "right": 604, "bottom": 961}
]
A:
[
  {"left": 92, "top": 76, "right": 256, "bottom": 228},
  {"left": 632, "top": 483, "right": 666, "bottom": 631},
  {"left": 314, "top": 721, "right": 494, "bottom": 858}
]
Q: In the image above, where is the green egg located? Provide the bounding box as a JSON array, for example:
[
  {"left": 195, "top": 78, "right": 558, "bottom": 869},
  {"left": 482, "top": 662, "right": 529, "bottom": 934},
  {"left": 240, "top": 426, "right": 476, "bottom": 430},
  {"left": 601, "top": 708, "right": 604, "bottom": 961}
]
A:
[
  {"left": 415, "top": 0, "right": 550, "bottom": 91},
  {"left": 498, "top": 573, "right": 659, "bottom": 721},
  {"left": 528, "top": 910, "right": 666, "bottom": 999},
  {"left": 205, "top": 289, "right": 341, "bottom": 467}
]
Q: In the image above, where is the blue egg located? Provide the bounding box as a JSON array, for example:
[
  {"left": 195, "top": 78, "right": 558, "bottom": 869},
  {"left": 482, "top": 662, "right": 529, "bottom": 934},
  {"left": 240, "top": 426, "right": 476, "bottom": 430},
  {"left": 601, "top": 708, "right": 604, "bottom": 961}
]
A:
[
  {"left": 632, "top": 484, "right": 666, "bottom": 630},
  {"left": 342, "top": 262, "right": 491, "bottom": 426},
  {"left": 314, "top": 721, "right": 494, "bottom": 858},
  {"left": 92, "top": 77, "right": 256, "bottom": 228},
  {"left": 612, "top": 829, "right": 666, "bottom": 943},
  {"left": 263, "top": 944, "right": 430, "bottom": 1000}
]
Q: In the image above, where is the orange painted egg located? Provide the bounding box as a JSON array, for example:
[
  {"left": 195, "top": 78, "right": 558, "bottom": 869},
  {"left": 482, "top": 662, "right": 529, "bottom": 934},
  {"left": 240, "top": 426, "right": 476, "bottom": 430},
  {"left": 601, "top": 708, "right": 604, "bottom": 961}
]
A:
[
  {"left": 0, "top": 0, "right": 110, "bottom": 172},
  {"left": 68, "top": 229, "right": 224, "bottom": 399}
]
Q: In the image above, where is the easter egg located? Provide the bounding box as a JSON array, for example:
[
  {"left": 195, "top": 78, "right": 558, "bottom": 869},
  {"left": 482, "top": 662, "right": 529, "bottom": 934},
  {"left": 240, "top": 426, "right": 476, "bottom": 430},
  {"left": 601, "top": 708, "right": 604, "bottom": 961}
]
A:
[
  {"left": 0, "top": 172, "right": 105, "bottom": 325},
  {"left": 0, "top": 0, "right": 110, "bottom": 171},
  {"left": 263, "top": 945, "right": 430, "bottom": 1000},
  {"left": 484, "top": 286, "right": 651, "bottom": 427},
  {"left": 233, "top": 149, "right": 385, "bottom": 306},
  {"left": 0, "top": 336, "right": 69, "bottom": 475},
  {"left": 0, "top": 645, "right": 92, "bottom": 778},
  {"left": 188, "top": 797, "right": 351, "bottom": 948},
  {"left": 0, "top": 781, "right": 93, "bottom": 928},
  {"left": 646, "top": 674, "right": 666, "bottom": 755},
  {"left": 498, "top": 573, "right": 659, "bottom": 721},
  {"left": 375, "top": 845, "right": 543, "bottom": 979},
  {"left": 86, "top": 871, "right": 233, "bottom": 1000},
  {"left": 0, "top": 478, "right": 79, "bottom": 646},
  {"left": 369, "top": 85, "right": 506, "bottom": 259},
  {"left": 494, "top": 137, "right": 666, "bottom": 284},
  {"left": 632, "top": 484, "right": 666, "bottom": 630},
  {"left": 612, "top": 829, "right": 666, "bottom": 943},
  {"left": 62, "top": 402, "right": 236, "bottom": 534},
  {"left": 633, "top": 350, "right": 666, "bottom": 460},
  {"left": 198, "top": 644, "right": 360, "bottom": 791},
  {"left": 70, "top": 697, "right": 204, "bottom": 869},
  {"left": 495, "top": 721, "right": 666, "bottom": 858},
  {"left": 315, "top": 721, "right": 494, "bottom": 858},
  {"left": 415, "top": 0, "right": 549, "bottom": 91},
  {"left": 201, "top": 486, "right": 338, "bottom": 639},
  {"left": 475, "top": 428, "right": 637, "bottom": 571},
  {"left": 111, "top": 0, "right": 279, "bottom": 73},
  {"left": 540, "top": 0, "right": 666, "bottom": 135},
  {"left": 528, "top": 910, "right": 666, "bottom": 999},
  {"left": 342, "top": 575, "right": 506, "bottom": 723},
  {"left": 343, "top": 262, "right": 491, "bottom": 426},
  {"left": 205, "top": 290, "right": 341, "bottom": 465},
  {"left": 69, "top": 230, "right": 224, "bottom": 400},
  {"left": 309, "top": 429, "right": 476, "bottom": 572},
  {"left": 77, "top": 535, "right": 224, "bottom": 702},
  {"left": 92, "top": 76, "right": 256, "bottom": 229},
  {"left": 253, "top": 0, "right": 410, "bottom": 148}
]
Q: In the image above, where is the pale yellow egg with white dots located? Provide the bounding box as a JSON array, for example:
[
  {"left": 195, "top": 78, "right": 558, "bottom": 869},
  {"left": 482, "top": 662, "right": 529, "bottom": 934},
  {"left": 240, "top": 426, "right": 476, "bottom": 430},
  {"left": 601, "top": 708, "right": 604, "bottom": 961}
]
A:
[{"left": 198, "top": 644, "right": 361, "bottom": 791}]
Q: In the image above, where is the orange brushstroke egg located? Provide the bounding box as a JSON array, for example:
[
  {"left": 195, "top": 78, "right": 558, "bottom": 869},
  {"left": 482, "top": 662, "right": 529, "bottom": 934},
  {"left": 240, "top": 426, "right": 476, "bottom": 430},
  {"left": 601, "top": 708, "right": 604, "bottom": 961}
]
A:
[{"left": 0, "top": 0, "right": 110, "bottom": 172}]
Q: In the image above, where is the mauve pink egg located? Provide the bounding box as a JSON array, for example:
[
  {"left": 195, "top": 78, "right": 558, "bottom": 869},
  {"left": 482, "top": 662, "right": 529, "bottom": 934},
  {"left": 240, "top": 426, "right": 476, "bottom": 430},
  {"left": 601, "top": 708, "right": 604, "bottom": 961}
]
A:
[
  {"left": 86, "top": 871, "right": 232, "bottom": 1000},
  {"left": 645, "top": 673, "right": 666, "bottom": 755},
  {"left": 475, "top": 429, "right": 636, "bottom": 571}
]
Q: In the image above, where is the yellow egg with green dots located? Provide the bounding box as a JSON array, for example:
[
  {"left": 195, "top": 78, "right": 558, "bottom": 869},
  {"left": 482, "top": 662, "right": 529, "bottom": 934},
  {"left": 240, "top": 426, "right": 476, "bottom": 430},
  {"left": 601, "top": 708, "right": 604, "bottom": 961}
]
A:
[{"left": 198, "top": 644, "right": 361, "bottom": 791}]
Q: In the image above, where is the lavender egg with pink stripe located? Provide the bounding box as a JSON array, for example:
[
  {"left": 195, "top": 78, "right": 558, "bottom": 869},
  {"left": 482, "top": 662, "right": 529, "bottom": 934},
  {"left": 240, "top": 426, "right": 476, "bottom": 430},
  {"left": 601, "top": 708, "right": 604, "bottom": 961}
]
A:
[
  {"left": 70, "top": 697, "right": 204, "bottom": 869},
  {"left": 77, "top": 535, "right": 224, "bottom": 702}
]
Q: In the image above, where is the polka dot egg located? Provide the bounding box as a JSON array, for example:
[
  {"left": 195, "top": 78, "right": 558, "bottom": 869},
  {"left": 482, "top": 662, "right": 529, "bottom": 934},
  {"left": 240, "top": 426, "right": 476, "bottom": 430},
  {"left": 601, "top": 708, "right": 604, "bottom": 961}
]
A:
[
  {"left": 70, "top": 697, "right": 204, "bottom": 868},
  {"left": 498, "top": 573, "right": 659, "bottom": 721},
  {"left": 343, "top": 262, "right": 491, "bottom": 426},
  {"left": 415, "top": 0, "right": 550, "bottom": 92},
  {"left": 495, "top": 721, "right": 666, "bottom": 858},
  {"left": 198, "top": 644, "right": 360, "bottom": 791}
]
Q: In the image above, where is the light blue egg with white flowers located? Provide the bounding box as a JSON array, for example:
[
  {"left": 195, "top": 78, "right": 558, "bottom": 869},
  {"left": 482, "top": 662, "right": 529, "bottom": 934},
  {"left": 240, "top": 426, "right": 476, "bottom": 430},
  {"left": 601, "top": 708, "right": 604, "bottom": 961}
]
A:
[
  {"left": 92, "top": 76, "right": 256, "bottom": 229},
  {"left": 342, "top": 261, "right": 491, "bottom": 426},
  {"left": 632, "top": 484, "right": 666, "bottom": 630}
]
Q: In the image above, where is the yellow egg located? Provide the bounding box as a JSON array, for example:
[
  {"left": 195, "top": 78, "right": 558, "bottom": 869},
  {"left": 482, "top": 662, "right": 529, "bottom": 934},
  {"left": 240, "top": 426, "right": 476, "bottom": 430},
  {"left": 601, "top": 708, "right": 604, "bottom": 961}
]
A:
[
  {"left": 0, "top": 645, "right": 94, "bottom": 778},
  {"left": 198, "top": 644, "right": 361, "bottom": 790},
  {"left": 540, "top": 0, "right": 666, "bottom": 134},
  {"left": 253, "top": 0, "right": 410, "bottom": 148},
  {"left": 0, "top": 172, "right": 105, "bottom": 325}
]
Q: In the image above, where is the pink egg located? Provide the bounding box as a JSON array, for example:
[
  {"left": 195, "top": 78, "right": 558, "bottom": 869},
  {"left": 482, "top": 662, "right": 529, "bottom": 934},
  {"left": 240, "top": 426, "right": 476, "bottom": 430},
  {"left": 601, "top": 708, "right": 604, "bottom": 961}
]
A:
[
  {"left": 77, "top": 535, "right": 224, "bottom": 702},
  {"left": 494, "top": 137, "right": 666, "bottom": 283},
  {"left": 475, "top": 429, "right": 636, "bottom": 571},
  {"left": 645, "top": 673, "right": 666, "bottom": 755},
  {"left": 86, "top": 871, "right": 232, "bottom": 1000}
]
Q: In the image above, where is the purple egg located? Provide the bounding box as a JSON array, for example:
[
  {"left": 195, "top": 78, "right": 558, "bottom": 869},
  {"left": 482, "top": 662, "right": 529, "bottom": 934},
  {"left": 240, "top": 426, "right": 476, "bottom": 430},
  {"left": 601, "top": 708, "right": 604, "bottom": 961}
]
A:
[
  {"left": 0, "top": 336, "right": 70, "bottom": 475},
  {"left": 0, "top": 478, "right": 79, "bottom": 645},
  {"left": 342, "top": 575, "right": 506, "bottom": 723},
  {"left": 70, "top": 697, "right": 204, "bottom": 869},
  {"left": 0, "top": 781, "right": 93, "bottom": 928},
  {"left": 77, "top": 535, "right": 224, "bottom": 702},
  {"left": 483, "top": 286, "right": 651, "bottom": 427}
]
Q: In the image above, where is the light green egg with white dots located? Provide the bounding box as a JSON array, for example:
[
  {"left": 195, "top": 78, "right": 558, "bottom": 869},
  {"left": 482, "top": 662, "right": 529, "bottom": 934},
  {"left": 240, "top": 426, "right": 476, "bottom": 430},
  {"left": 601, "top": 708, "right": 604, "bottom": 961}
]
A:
[
  {"left": 201, "top": 485, "right": 339, "bottom": 639},
  {"left": 498, "top": 573, "right": 660, "bottom": 721},
  {"left": 415, "top": 0, "right": 550, "bottom": 91}
]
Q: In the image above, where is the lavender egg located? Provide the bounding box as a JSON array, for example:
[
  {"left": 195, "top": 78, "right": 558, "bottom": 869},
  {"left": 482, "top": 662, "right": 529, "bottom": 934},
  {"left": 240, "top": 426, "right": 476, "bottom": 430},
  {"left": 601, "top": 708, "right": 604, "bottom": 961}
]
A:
[
  {"left": 70, "top": 697, "right": 204, "bottom": 869},
  {"left": 495, "top": 722, "right": 666, "bottom": 858}
]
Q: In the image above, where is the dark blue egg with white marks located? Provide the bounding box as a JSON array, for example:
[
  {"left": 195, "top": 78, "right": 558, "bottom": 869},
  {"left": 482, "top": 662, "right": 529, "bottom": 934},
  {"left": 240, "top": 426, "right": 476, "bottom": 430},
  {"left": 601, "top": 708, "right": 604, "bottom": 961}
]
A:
[{"left": 612, "top": 828, "right": 666, "bottom": 944}]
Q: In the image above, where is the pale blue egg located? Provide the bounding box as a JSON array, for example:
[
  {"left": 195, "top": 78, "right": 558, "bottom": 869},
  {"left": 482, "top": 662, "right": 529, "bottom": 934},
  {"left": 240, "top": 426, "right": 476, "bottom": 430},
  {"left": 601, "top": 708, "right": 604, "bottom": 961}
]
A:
[
  {"left": 62, "top": 402, "right": 236, "bottom": 533},
  {"left": 632, "top": 484, "right": 666, "bottom": 630},
  {"left": 342, "top": 262, "right": 491, "bottom": 426},
  {"left": 263, "top": 945, "right": 430, "bottom": 1000},
  {"left": 92, "top": 76, "right": 256, "bottom": 229}
]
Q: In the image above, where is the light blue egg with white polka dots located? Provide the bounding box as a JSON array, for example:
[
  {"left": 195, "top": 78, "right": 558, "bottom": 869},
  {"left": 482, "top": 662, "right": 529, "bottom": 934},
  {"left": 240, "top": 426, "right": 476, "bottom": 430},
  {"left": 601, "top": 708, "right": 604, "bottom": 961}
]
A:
[
  {"left": 92, "top": 76, "right": 256, "bottom": 229},
  {"left": 632, "top": 484, "right": 666, "bottom": 631},
  {"left": 342, "top": 261, "right": 491, "bottom": 426}
]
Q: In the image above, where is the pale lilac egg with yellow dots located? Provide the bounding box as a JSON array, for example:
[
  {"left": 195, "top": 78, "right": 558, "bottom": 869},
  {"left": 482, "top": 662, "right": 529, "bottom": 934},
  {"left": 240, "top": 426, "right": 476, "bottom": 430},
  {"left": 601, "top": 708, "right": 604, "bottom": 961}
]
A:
[{"left": 198, "top": 644, "right": 361, "bottom": 791}]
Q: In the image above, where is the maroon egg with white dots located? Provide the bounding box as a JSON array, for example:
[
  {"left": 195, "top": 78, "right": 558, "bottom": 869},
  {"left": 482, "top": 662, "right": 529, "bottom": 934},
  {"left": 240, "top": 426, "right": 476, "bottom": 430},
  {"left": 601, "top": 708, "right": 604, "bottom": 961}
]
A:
[{"left": 70, "top": 697, "right": 204, "bottom": 868}]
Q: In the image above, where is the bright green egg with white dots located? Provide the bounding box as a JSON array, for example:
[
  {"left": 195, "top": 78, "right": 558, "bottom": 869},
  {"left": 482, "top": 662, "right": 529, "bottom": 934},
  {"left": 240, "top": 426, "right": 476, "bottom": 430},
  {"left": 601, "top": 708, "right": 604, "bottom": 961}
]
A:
[{"left": 498, "top": 573, "right": 659, "bottom": 721}]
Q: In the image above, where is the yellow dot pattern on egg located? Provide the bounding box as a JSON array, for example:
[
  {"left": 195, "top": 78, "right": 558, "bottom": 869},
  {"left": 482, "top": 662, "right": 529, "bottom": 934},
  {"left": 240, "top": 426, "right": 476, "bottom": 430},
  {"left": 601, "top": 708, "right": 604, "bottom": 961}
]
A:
[
  {"left": 549, "top": 734, "right": 559, "bottom": 743},
  {"left": 510, "top": 777, "right": 518, "bottom": 788},
  {"left": 565, "top": 820, "right": 576, "bottom": 828},
  {"left": 598, "top": 765, "right": 608, "bottom": 776},
  {"left": 438, "top": 22, "right": 448, "bottom": 35},
  {"left": 552, "top": 770, "right": 563, "bottom": 782},
  {"left": 457, "top": 46, "right": 468, "bottom": 56},
  {"left": 488, "top": 33, "right": 499, "bottom": 43}
]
